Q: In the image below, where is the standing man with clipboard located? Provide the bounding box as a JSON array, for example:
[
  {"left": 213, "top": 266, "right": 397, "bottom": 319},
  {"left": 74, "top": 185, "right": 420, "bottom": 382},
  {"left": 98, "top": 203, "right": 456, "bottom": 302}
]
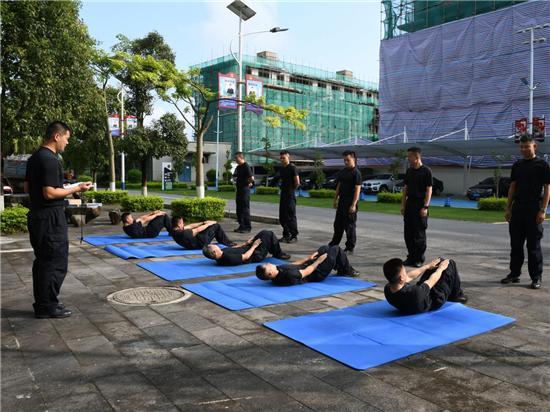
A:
[{"left": 25, "top": 121, "right": 92, "bottom": 318}]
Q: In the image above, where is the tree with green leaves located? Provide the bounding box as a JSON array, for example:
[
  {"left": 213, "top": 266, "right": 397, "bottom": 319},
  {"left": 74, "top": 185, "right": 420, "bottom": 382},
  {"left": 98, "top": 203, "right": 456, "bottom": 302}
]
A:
[
  {"left": 310, "top": 152, "right": 326, "bottom": 189},
  {"left": 223, "top": 150, "right": 233, "bottom": 184},
  {"left": 125, "top": 57, "right": 308, "bottom": 198},
  {"left": 118, "top": 113, "right": 187, "bottom": 195},
  {"left": 261, "top": 136, "right": 274, "bottom": 186},
  {"left": 1, "top": 1, "right": 102, "bottom": 156},
  {"left": 111, "top": 32, "right": 175, "bottom": 193},
  {"left": 388, "top": 149, "right": 407, "bottom": 176}
]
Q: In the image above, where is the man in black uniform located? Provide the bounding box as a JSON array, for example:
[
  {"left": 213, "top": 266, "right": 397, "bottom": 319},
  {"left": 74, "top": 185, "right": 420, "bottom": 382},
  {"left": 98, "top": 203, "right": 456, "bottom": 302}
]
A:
[
  {"left": 120, "top": 210, "right": 171, "bottom": 238},
  {"left": 25, "top": 121, "right": 92, "bottom": 318},
  {"left": 255, "top": 244, "right": 360, "bottom": 286},
  {"left": 502, "top": 135, "right": 550, "bottom": 289},
  {"left": 383, "top": 257, "right": 467, "bottom": 315},
  {"left": 401, "top": 147, "right": 433, "bottom": 268},
  {"left": 278, "top": 150, "right": 300, "bottom": 243},
  {"left": 329, "top": 150, "right": 362, "bottom": 253},
  {"left": 233, "top": 152, "right": 253, "bottom": 233},
  {"left": 202, "top": 229, "right": 290, "bottom": 266},
  {"left": 170, "top": 216, "right": 234, "bottom": 249}
]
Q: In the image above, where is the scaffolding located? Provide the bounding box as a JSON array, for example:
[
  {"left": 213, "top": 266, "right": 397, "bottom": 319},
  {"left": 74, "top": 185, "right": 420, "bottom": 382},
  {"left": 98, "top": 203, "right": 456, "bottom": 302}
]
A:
[
  {"left": 192, "top": 54, "right": 379, "bottom": 160},
  {"left": 381, "top": 0, "right": 526, "bottom": 39}
]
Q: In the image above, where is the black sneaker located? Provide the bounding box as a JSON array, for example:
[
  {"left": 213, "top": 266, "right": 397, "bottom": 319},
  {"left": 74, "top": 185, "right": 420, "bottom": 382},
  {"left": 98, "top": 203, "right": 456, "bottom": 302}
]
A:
[
  {"left": 530, "top": 279, "right": 542, "bottom": 289},
  {"left": 403, "top": 259, "right": 414, "bottom": 266},
  {"left": 449, "top": 291, "right": 468, "bottom": 304},
  {"left": 287, "top": 237, "right": 298, "bottom": 244},
  {"left": 343, "top": 248, "right": 354, "bottom": 255},
  {"left": 501, "top": 274, "right": 520, "bottom": 284},
  {"left": 346, "top": 267, "right": 360, "bottom": 277},
  {"left": 412, "top": 261, "right": 423, "bottom": 268},
  {"left": 35, "top": 307, "right": 72, "bottom": 319},
  {"left": 279, "top": 237, "right": 290, "bottom": 243},
  {"left": 234, "top": 228, "right": 251, "bottom": 234},
  {"left": 277, "top": 253, "right": 291, "bottom": 260}
]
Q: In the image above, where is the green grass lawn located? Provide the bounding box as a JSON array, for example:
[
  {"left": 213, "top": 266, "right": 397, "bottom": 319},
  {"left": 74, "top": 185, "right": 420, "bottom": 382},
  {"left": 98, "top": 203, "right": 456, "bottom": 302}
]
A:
[{"left": 151, "top": 188, "right": 506, "bottom": 223}]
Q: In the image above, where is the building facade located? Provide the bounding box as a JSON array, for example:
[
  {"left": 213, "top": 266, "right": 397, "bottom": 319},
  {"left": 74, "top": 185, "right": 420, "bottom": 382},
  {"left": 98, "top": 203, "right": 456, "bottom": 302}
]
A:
[{"left": 193, "top": 52, "right": 379, "bottom": 160}]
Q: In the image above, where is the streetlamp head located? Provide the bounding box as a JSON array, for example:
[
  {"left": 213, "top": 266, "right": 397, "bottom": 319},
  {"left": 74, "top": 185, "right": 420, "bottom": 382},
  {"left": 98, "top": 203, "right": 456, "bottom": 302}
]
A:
[
  {"left": 520, "top": 77, "right": 529, "bottom": 86},
  {"left": 270, "top": 27, "right": 289, "bottom": 33},
  {"left": 227, "top": 0, "right": 256, "bottom": 21}
]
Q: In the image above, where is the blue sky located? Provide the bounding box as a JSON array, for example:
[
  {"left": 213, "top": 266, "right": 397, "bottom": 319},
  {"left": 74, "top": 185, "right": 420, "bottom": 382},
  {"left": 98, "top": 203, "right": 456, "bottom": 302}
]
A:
[{"left": 81, "top": 0, "right": 382, "bottom": 125}]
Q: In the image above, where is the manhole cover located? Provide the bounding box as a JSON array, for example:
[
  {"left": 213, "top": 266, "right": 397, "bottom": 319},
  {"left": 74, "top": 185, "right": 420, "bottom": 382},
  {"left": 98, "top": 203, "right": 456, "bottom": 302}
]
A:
[{"left": 107, "top": 287, "right": 191, "bottom": 306}]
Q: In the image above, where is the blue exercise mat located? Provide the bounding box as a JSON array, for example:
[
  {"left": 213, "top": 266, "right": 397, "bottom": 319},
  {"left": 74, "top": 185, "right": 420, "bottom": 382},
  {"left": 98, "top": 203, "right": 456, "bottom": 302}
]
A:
[
  {"left": 138, "top": 257, "right": 285, "bottom": 282},
  {"left": 83, "top": 232, "right": 171, "bottom": 246},
  {"left": 264, "top": 301, "right": 515, "bottom": 370},
  {"left": 104, "top": 243, "right": 225, "bottom": 259},
  {"left": 183, "top": 276, "right": 376, "bottom": 311}
]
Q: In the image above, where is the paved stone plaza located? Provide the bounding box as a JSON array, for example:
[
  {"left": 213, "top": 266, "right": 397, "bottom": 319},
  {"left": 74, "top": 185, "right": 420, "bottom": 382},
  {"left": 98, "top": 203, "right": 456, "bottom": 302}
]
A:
[{"left": 2, "top": 201, "right": 549, "bottom": 411}]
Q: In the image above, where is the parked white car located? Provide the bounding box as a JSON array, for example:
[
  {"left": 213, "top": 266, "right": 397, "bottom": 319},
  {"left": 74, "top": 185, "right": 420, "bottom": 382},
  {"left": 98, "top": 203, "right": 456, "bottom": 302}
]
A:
[{"left": 361, "top": 174, "right": 398, "bottom": 194}]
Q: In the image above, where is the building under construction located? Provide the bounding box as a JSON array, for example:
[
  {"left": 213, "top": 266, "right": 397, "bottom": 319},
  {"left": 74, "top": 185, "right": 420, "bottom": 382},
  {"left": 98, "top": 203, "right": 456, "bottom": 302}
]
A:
[
  {"left": 381, "top": 0, "right": 526, "bottom": 39},
  {"left": 192, "top": 52, "right": 379, "bottom": 159}
]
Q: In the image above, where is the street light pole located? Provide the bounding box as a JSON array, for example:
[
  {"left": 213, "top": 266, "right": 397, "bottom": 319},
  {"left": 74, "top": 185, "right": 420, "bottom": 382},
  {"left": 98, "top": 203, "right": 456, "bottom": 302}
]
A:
[
  {"left": 118, "top": 86, "right": 126, "bottom": 190},
  {"left": 237, "top": 15, "right": 243, "bottom": 153},
  {"left": 516, "top": 23, "right": 549, "bottom": 135}
]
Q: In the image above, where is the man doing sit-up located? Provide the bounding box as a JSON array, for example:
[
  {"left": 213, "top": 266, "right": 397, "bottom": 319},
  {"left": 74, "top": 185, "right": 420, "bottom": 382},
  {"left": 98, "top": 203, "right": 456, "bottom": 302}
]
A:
[
  {"left": 121, "top": 210, "right": 171, "bottom": 239},
  {"left": 202, "top": 230, "right": 290, "bottom": 266},
  {"left": 256, "top": 245, "right": 360, "bottom": 286},
  {"left": 383, "top": 257, "right": 467, "bottom": 314},
  {"left": 170, "top": 216, "right": 234, "bottom": 249}
]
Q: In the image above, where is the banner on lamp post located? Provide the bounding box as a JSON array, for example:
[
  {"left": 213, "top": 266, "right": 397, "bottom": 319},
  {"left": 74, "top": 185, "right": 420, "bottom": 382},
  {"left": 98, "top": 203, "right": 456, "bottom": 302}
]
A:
[
  {"left": 245, "top": 75, "right": 263, "bottom": 113},
  {"left": 218, "top": 73, "right": 238, "bottom": 109},
  {"left": 108, "top": 114, "right": 120, "bottom": 136},
  {"left": 126, "top": 115, "right": 137, "bottom": 130}
]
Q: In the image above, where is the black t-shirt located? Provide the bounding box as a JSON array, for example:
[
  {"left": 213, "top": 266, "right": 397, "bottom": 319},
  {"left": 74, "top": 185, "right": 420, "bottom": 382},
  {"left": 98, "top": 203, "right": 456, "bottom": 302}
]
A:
[
  {"left": 404, "top": 165, "right": 433, "bottom": 200},
  {"left": 234, "top": 162, "right": 253, "bottom": 190},
  {"left": 510, "top": 157, "right": 550, "bottom": 204},
  {"left": 123, "top": 222, "right": 146, "bottom": 238},
  {"left": 172, "top": 229, "right": 200, "bottom": 249},
  {"left": 384, "top": 282, "right": 431, "bottom": 314},
  {"left": 280, "top": 164, "right": 298, "bottom": 195},
  {"left": 337, "top": 167, "right": 362, "bottom": 201},
  {"left": 272, "top": 264, "right": 304, "bottom": 286},
  {"left": 217, "top": 246, "right": 248, "bottom": 266},
  {"left": 25, "top": 147, "right": 65, "bottom": 209}
]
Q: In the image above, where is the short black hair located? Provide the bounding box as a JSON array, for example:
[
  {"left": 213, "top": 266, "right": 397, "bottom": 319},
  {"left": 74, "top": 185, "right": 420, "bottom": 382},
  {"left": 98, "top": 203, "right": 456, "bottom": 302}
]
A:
[
  {"left": 45, "top": 121, "right": 72, "bottom": 141},
  {"left": 407, "top": 146, "right": 421, "bottom": 154},
  {"left": 383, "top": 258, "right": 404, "bottom": 284},
  {"left": 120, "top": 212, "right": 132, "bottom": 224},
  {"left": 235, "top": 151, "right": 244, "bottom": 157},
  {"left": 279, "top": 150, "right": 290, "bottom": 156},
  {"left": 171, "top": 215, "right": 183, "bottom": 229},
  {"left": 255, "top": 265, "right": 270, "bottom": 280},
  {"left": 342, "top": 150, "right": 356, "bottom": 159},
  {"left": 519, "top": 134, "right": 535, "bottom": 143},
  {"left": 202, "top": 245, "right": 217, "bottom": 260}
]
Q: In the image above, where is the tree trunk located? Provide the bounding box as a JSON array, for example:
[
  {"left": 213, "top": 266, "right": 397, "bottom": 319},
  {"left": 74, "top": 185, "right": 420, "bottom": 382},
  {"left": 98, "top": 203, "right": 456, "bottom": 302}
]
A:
[
  {"left": 141, "top": 157, "right": 148, "bottom": 196},
  {"left": 196, "top": 131, "right": 205, "bottom": 199},
  {"left": 102, "top": 91, "right": 116, "bottom": 191}
]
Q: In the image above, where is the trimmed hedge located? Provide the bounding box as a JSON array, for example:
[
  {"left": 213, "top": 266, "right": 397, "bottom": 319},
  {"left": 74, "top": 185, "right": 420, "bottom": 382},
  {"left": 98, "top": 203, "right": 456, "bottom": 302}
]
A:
[
  {"left": 85, "top": 190, "right": 129, "bottom": 204},
  {"left": 127, "top": 168, "right": 142, "bottom": 183},
  {"left": 218, "top": 185, "right": 235, "bottom": 192},
  {"left": 0, "top": 206, "right": 29, "bottom": 234},
  {"left": 121, "top": 195, "right": 164, "bottom": 212},
  {"left": 478, "top": 197, "right": 507, "bottom": 211},
  {"left": 171, "top": 197, "right": 226, "bottom": 222},
  {"left": 78, "top": 174, "right": 92, "bottom": 182},
  {"left": 377, "top": 192, "right": 403, "bottom": 203},
  {"left": 256, "top": 186, "right": 279, "bottom": 195},
  {"left": 309, "top": 189, "right": 336, "bottom": 198}
]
